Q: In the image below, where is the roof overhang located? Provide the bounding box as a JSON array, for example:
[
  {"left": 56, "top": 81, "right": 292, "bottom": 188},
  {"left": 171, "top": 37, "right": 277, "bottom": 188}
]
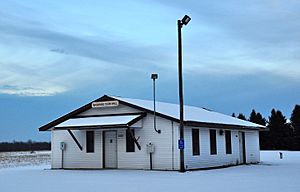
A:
[
  {"left": 184, "top": 121, "right": 264, "bottom": 131},
  {"left": 38, "top": 95, "right": 265, "bottom": 131},
  {"left": 48, "top": 113, "right": 146, "bottom": 131},
  {"left": 109, "top": 96, "right": 266, "bottom": 130}
]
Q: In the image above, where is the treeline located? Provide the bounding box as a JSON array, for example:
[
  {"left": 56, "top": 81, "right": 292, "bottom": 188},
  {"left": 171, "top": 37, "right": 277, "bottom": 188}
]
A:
[
  {"left": 0, "top": 140, "right": 51, "bottom": 152},
  {"left": 233, "top": 104, "right": 300, "bottom": 150}
]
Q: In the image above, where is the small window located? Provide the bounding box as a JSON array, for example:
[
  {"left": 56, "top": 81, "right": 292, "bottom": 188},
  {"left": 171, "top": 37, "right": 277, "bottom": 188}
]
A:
[
  {"left": 126, "top": 129, "right": 135, "bottom": 152},
  {"left": 86, "top": 131, "right": 94, "bottom": 153},
  {"left": 210, "top": 129, "right": 217, "bottom": 155},
  {"left": 192, "top": 129, "right": 200, "bottom": 155},
  {"left": 225, "top": 130, "right": 232, "bottom": 154}
]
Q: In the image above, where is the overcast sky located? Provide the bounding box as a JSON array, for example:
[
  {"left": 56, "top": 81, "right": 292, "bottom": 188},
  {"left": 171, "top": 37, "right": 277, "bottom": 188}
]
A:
[{"left": 0, "top": 0, "right": 299, "bottom": 141}]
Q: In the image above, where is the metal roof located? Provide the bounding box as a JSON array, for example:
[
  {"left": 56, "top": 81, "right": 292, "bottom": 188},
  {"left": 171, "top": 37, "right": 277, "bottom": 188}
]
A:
[
  {"left": 39, "top": 95, "right": 265, "bottom": 131},
  {"left": 53, "top": 114, "right": 143, "bottom": 130}
]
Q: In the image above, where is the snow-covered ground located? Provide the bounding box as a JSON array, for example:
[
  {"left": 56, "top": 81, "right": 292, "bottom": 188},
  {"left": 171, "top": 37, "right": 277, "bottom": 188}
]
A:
[
  {"left": 0, "top": 151, "right": 50, "bottom": 168},
  {"left": 0, "top": 151, "right": 299, "bottom": 192}
]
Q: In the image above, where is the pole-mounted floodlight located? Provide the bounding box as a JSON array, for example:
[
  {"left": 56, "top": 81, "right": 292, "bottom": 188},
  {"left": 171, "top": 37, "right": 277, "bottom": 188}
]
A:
[
  {"left": 151, "top": 74, "right": 158, "bottom": 80},
  {"left": 181, "top": 15, "right": 191, "bottom": 26},
  {"left": 151, "top": 73, "right": 161, "bottom": 134},
  {"left": 177, "top": 14, "right": 191, "bottom": 173}
]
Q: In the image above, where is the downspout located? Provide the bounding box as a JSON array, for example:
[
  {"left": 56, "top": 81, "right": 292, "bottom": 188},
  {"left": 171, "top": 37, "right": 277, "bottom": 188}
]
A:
[
  {"left": 172, "top": 121, "right": 174, "bottom": 170},
  {"left": 151, "top": 73, "right": 161, "bottom": 134}
]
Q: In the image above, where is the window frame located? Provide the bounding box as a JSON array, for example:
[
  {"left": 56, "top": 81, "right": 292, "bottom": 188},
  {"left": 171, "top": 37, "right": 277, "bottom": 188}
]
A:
[
  {"left": 210, "top": 129, "right": 217, "bottom": 155},
  {"left": 225, "top": 130, "right": 232, "bottom": 154},
  {"left": 126, "top": 129, "right": 135, "bottom": 152},
  {"left": 86, "top": 131, "right": 95, "bottom": 153},
  {"left": 192, "top": 129, "right": 200, "bottom": 156}
]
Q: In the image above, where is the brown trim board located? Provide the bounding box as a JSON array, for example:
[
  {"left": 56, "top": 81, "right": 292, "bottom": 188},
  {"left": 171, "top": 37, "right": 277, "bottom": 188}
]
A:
[
  {"left": 74, "top": 112, "right": 146, "bottom": 119},
  {"left": 185, "top": 121, "right": 263, "bottom": 130},
  {"left": 67, "top": 129, "right": 83, "bottom": 151}
]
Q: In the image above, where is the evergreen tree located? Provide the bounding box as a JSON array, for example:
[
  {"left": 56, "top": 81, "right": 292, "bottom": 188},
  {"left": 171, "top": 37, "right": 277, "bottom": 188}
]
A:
[
  {"left": 249, "top": 109, "right": 268, "bottom": 149},
  {"left": 268, "top": 109, "right": 287, "bottom": 136},
  {"left": 232, "top": 113, "right": 236, "bottom": 117},
  {"left": 291, "top": 105, "right": 300, "bottom": 135},
  {"left": 256, "top": 113, "right": 267, "bottom": 126},
  {"left": 249, "top": 109, "right": 257, "bottom": 122},
  {"left": 249, "top": 109, "right": 266, "bottom": 126},
  {"left": 237, "top": 113, "right": 246, "bottom": 120},
  {"left": 268, "top": 109, "right": 292, "bottom": 149},
  {"left": 291, "top": 104, "right": 300, "bottom": 149}
]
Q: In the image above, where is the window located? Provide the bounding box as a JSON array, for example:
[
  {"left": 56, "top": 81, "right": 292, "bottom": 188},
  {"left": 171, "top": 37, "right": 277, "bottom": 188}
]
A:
[
  {"left": 210, "top": 129, "right": 217, "bottom": 155},
  {"left": 225, "top": 130, "right": 232, "bottom": 154},
  {"left": 126, "top": 129, "right": 135, "bottom": 152},
  {"left": 192, "top": 129, "right": 200, "bottom": 155},
  {"left": 86, "top": 131, "right": 94, "bottom": 153}
]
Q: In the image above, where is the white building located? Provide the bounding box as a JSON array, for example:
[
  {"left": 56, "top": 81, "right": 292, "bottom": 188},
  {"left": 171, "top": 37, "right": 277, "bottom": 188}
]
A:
[{"left": 39, "top": 95, "right": 265, "bottom": 170}]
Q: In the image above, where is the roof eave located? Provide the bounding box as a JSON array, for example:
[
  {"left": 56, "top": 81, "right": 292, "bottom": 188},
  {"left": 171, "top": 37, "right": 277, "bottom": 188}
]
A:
[
  {"left": 38, "top": 95, "right": 151, "bottom": 131},
  {"left": 53, "top": 124, "right": 129, "bottom": 130},
  {"left": 38, "top": 95, "right": 110, "bottom": 131},
  {"left": 184, "top": 121, "right": 265, "bottom": 130},
  {"left": 112, "top": 95, "right": 266, "bottom": 130},
  {"left": 38, "top": 94, "right": 266, "bottom": 132}
]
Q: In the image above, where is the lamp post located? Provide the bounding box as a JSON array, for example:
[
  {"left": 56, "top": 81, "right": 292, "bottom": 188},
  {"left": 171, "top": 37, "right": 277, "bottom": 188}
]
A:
[
  {"left": 178, "top": 15, "right": 191, "bottom": 173},
  {"left": 151, "top": 73, "right": 161, "bottom": 134}
]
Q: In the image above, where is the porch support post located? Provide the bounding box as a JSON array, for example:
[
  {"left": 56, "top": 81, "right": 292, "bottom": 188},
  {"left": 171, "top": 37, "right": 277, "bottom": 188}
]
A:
[{"left": 67, "top": 129, "right": 83, "bottom": 151}]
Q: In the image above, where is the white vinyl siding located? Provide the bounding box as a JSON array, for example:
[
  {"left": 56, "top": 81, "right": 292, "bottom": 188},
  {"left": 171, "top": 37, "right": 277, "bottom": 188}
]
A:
[
  {"left": 245, "top": 131, "right": 260, "bottom": 163},
  {"left": 116, "top": 115, "right": 176, "bottom": 170},
  {"left": 78, "top": 103, "right": 140, "bottom": 116},
  {"left": 185, "top": 127, "right": 246, "bottom": 169},
  {"left": 51, "top": 130, "right": 102, "bottom": 169},
  {"left": 51, "top": 104, "right": 178, "bottom": 170},
  {"left": 50, "top": 101, "right": 260, "bottom": 170},
  {"left": 184, "top": 127, "right": 260, "bottom": 170}
]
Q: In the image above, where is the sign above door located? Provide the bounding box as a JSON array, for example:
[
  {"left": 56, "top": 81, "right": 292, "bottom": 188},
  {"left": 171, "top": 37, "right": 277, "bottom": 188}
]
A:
[{"left": 92, "top": 100, "right": 119, "bottom": 108}]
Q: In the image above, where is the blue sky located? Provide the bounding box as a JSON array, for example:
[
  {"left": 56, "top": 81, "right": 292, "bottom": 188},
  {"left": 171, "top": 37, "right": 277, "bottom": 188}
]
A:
[{"left": 0, "top": 0, "right": 299, "bottom": 141}]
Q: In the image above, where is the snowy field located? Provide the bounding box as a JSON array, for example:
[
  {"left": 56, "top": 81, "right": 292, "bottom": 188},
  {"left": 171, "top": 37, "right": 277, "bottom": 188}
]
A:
[
  {"left": 0, "top": 151, "right": 50, "bottom": 168},
  {"left": 0, "top": 151, "right": 299, "bottom": 192}
]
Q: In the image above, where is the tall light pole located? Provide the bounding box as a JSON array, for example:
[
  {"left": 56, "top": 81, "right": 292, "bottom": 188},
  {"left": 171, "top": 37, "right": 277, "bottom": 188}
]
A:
[
  {"left": 151, "top": 73, "right": 161, "bottom": 134},
  {"left": 178, "top": 15, "right": 191, "bottom": 173}
]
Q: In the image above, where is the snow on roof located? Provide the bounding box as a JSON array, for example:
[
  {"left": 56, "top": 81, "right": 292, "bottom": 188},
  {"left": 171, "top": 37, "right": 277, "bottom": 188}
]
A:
[
  {"left": 111, "top": 96, "right": 264, "bottom": 128},
  {"left": 55, "top": 115, "right": 140, "bottom": 128}
]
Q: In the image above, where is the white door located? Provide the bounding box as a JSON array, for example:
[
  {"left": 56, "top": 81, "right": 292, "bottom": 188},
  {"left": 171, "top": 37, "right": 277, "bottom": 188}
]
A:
[
  {"left": 104, "top": 131, "right": 117, "bottom": 168},
  {"left": 238, "top": 132, "right": 246, "bottom": 164}
]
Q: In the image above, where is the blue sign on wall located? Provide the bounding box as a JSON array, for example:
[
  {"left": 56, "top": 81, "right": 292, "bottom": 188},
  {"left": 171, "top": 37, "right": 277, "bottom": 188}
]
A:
[{"left": 178, "top": 139, "right": 184, "bottom": 149}]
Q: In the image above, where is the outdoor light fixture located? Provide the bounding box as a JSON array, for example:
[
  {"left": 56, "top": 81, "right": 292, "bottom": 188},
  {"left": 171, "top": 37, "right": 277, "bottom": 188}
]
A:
[
  {"left": 151, "top": 73, "right": 161, "bottom": 134},
  {"left": 177, "top": 14, "right": 191, "bottom": 173},
  {"left": 151, "top": 74, "right": 158, "bottom": 80},
  {"left": 181, "top": 15, "right": 191, "bottom": 26}
]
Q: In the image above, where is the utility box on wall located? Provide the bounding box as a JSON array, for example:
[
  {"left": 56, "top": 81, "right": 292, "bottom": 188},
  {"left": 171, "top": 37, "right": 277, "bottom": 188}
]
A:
[
  {"left": 60, "top": 142, "right": 66, "bottom": 151},
  {"left": 146, "top": 143, "right": 155, "bottom": 154}
]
